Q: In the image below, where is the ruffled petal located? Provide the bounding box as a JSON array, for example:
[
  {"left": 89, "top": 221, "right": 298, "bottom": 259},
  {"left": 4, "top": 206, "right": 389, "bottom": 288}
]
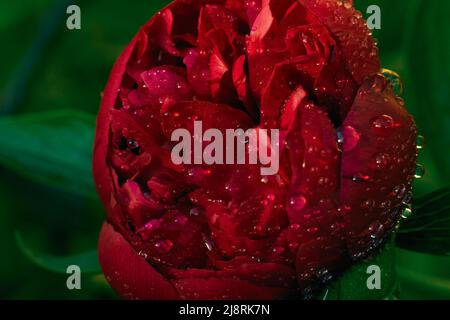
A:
[{"left": 299, "top": 0, "right": 380, "bottom": 83}]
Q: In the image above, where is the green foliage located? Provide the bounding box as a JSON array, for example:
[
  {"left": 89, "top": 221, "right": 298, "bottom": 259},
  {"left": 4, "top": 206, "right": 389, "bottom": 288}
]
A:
[
  {"left": 15, "top": 232, "right": 101, "bottom": 274},
  {"left": 397, "top": 187, "right": 450, "bottom": 256},
  {"left": 0, "top": 110, "right": 96, "bottom": 198},
  {"left": 404, "top": 0, "right": 450, "bottom": 191},
  {"left": 323, "top": 239, "right": 397, "bottom": 300}
]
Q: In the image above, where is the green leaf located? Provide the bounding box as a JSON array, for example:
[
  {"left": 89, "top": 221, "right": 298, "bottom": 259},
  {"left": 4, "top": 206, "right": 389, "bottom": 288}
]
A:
[
  {"left": 322, "top": 238, "right": 397, "bottom": 300},
  {"left": 404, "top": 0, "right": 450, "bottom": 186},
  {"left": 15, "top": 231, "right": 101, "bottom": 274},
  {"left": 0, "top": 0, "right": 52, "bottom": 30},
  {"left": 0, "top": 110, "right": 96, "bottom": 198},
  {"left": 396, "top": 187, "right": 450, "bottom": 255}
]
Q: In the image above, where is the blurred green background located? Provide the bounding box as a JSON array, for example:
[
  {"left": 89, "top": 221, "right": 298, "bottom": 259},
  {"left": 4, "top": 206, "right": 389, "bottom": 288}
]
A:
[{"left": 0, "top": 0, "right": 449, "bottom": 299}]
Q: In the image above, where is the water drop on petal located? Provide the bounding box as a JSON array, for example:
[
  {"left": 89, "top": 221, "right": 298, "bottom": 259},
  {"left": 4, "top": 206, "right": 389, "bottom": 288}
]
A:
[
  {"left": 288, "top": 195, "right": 307, "bottom": 211},
  {"left": 416, "top": 135, "right": 426, "bottom": 150},
  {"left": 414, "top": 164, "right": 425, "bottom": 179},
  {"left": 370, "top": 114, "right": 395, "bottom": 136},
  {"left": 343, "top": 125, "right": 360, "bottom": 152},
  {"left": 401, "top": 205, "right": 412, "bottom": 219},
  {"left": 155, "top": 239, "right": 173, "bottom": 252},
  {"left": 381, "top": 68, "right": 404, "bottom": 96}
]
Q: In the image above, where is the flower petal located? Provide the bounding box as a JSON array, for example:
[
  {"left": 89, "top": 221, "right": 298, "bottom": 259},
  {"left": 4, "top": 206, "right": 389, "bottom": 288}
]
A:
[
  {"left": 340, "top": 75, "right": 417, "bottom": 257},
  {"left": 98, "top": 222, "right": 179, "bottom": 300},
  {"left": 299, "top": 0, "right": 380, "bottom": 83}
]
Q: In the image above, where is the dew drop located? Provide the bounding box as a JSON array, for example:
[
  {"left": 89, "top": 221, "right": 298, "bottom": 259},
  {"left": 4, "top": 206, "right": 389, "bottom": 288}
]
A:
[
  {"left": 414, "top": 164, "right": 425, "bottom": 179},
  {"left": 370, "top": 114, "right": 395, "bottom": 136},
  {"left": 336, "top": 129, "right": 344, "bottom": 151},
  {"left": 402, "top": 191, "right": 413, "bottom": 206},
  {"left": 138, "top": 250, "right": 148, "bottom": 259},
  {"left": 343, "top": 125, "right": 360, "bottom": 151},
  {"left": 351, "top": 173, "right": 371, "bottom": 183},
  {"left": 361, "top": 199, "right": 375, "bottom": 209},
  {"left": 343, "top": 1, "right": 352, "bottom": 9},
  {"left": 370, "top": 74, "right": 388, "bottom": 93},
  {"left": 174, "top": 215, "right": 188, "bottom": 225},
  {"left": 401, "top": 205, "right": 412, "bottom": 219},
  {"left": 368, "top": 222, "right": 384, "bottom": 243},
  {"left": 288, "top": 195, "right": 307, "bottom": 211},
  {"left": 392, "top": 184, "right": 406, "bottom": 199},
  {"left": 416, "top": 135, "right": 426, "bottom": 150},
  {"left": 272, "top": 246, "right": 285, "bottom": 254},
  {"left": 381, "top": 68, "right": 404, "bottom": 96},
  {"left": 155, "top": 239, "right": 173, "bottom": 252},
  {"left": 373, "top": 153, "right": 391, "bottom": 169},
  {"left": 203, "top": 234, "right": 214, "bottom": 251},
  {"left": 189, "top": 207, "right": 202, "bottom": 216},
  {"left": 307, "top": 227, "right": 318, "bottom": 234},
  {"left": 316, "top": 268, "right": 333, "bottom": 282},
  {"left": 127, "top": 139, "right": 139, "bottom": 149}
]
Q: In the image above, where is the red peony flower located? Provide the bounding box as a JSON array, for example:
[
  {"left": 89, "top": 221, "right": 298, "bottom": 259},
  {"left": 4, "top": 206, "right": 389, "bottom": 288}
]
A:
[{"left": 93, "top": 0, "right": 417, "bottom": 300}]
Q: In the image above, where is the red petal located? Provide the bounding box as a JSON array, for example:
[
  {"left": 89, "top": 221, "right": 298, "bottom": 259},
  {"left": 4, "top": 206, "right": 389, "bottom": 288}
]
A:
[
  {"left": 161, "top": 100, "right": 253, "bottom": 138},
  {"left": 295, "top": 237, "right": 348, "bottom": 292},
  {"left": 93, "top": 34, "right": 139, "bottom": 220},
  {"left": 340, "top": 75, "right": 417, "bottom": 257},
  {"left": 260, "top": 56, "right": 324, "bottom": 128},
  {"left": 299, "top": 0, "right": 380, "bottom": 83},
  {"left": 232, "top": 55, "right": 258, "bottom": 119},
  {"left": 98, "top": 222, "right": 179, "bottom": 300},
  {"left": 128, "top": 66, "right": 193, "bottom": 107}
]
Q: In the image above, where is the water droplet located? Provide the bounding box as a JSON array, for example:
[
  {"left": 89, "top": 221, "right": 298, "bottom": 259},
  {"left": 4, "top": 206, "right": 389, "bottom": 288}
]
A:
[
  {"left": 343, "top": 1, "right": 352, "bottom": 9},
  {"left": 351, "top": 174, "right": 371, "bottom": 183},
  {"left": 127, "top": 139, "right": 139, "bottom": 149},
  {"left": 288, "top": 195, "right": 307, "bottom": 211},
  {"left": 373, "top": 153, "right": 391, "bottom": 169},
  {"left": 370, "top": 74, "right": 388, "bottom": 93},
  {"left": 367, "top": 222, "right": 385, "bottom": 248},
  {"left": 316, "top": 268, "right": 333, "bottom": 282},
  {"left": 155, "top": 239, "right": 173, "bottom": 252},
  {"left": 343, "top": 125, "right": 360, "bottom": 152},
  {"left": 379, "top": 200, "right": 391, "bottom": 209},
  {"left": 401, "top": 205, "right": 412, "bottom": 219},
  {"left": 307, "top": 227, "right": 318, "bottom": 234},
  {"left": 336, "top": 129, "right": 344, "bottom": 151},
  {"left": 174, "top": 215, "right": 188, "bottom": 225},
  {"left": 142, "top": 219, "right": 160, "bottom": 231},
  {"left": 290, "top": 223, "right": 300, "bottom": 230},
  {"left": 189, "top": 207, "right": 202, "bottom": 216},
  {"left": 392, "top": 184, "right": 406, "bottom": 199},
  {"left": 370, "top": 114, "right": 395, "bottom": 136},
  {"left": 414, "top": 164, "right": 425, "bottom": 179},
  {"left": 361, "top": 199, "right": 375, "bottom": 209},
  {"left": 402, "top": 191, "right": 413, "bottom": 206},
  {"left": 138, "top": 250, "right": 148, "bottom": 259},
  {"left": 272, "top": 246, "right": 285, "bottom": 254},
  {"left": 203, "top": 234, "right": 214, "bottom": 251},
  {"left": 416, "top": 135, "right": 426, "bottom": 150},
  {"left": 266, "top": 193, "right": 276, "bottom": 201},
  {"left": 381, "top": 68, "right": 404, "bottom": 96}
]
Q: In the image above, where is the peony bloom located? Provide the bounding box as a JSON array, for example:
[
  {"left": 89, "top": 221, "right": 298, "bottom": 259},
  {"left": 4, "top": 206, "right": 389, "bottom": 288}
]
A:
[{"left": 93, "top": 0, "right": 417, "bottom": 299}]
